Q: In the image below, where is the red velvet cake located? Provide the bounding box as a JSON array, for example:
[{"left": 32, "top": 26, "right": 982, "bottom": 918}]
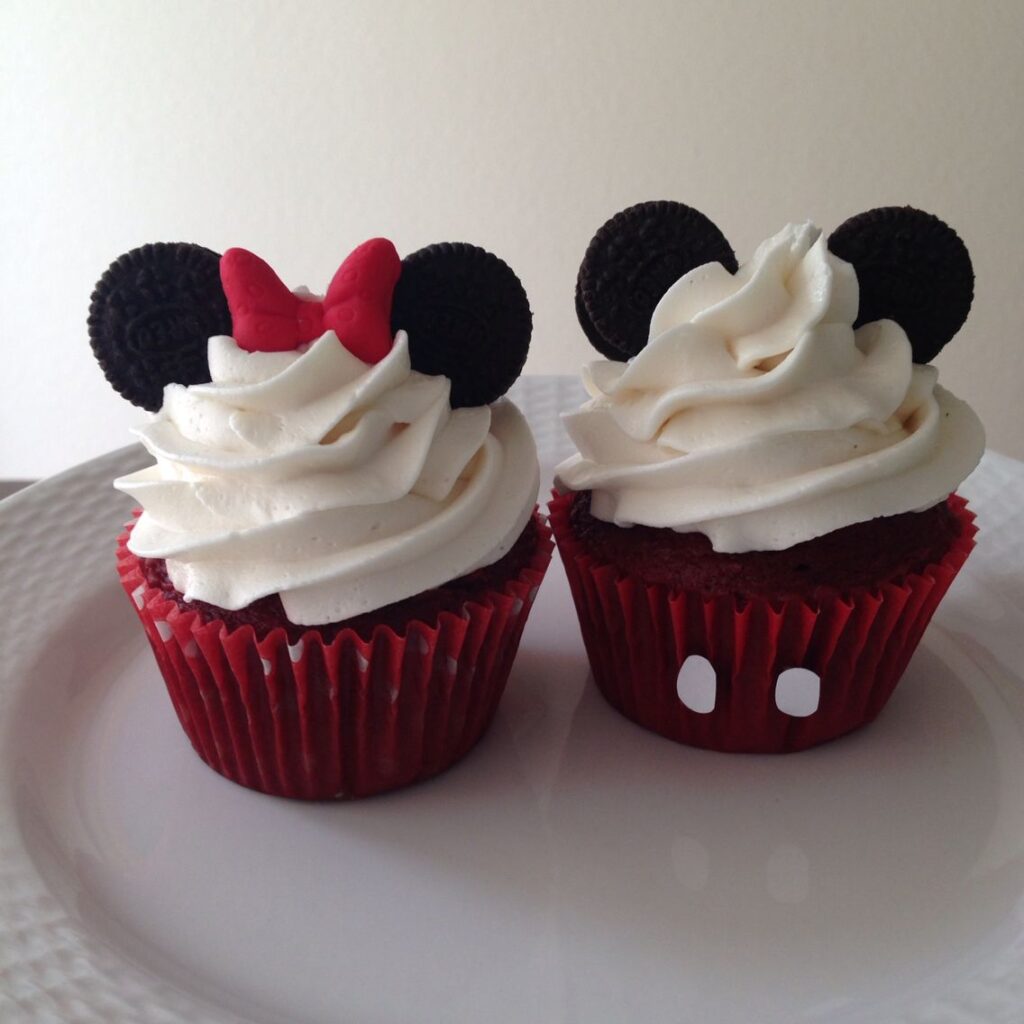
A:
[
  {"left": 565, "top": 489, "right": 964, "bottom": 600},
  {"left": 553, "top": 201, "right": 984, "bottom": 752},
  {"left": 92, "top": 233, "right": 552, "bottom": 798}
]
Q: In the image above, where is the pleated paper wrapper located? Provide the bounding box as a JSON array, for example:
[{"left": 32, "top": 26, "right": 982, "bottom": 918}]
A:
[
  {"left": 549, "top": 491, "right": 977, "bottom": 753},
  {"left": 117, "top": 512, "right": 553, "bottom": 799}
]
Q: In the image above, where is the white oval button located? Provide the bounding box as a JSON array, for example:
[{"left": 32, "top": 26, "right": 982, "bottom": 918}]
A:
[
  {"left": 775, "top": 667, "right": 821, "bottom": 717},
  {"left": 676, "top": 655, "right": 717, "bottom": 714}
]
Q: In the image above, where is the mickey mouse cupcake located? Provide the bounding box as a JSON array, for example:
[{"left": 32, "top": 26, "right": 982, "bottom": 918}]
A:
[
  {"left": 552, "top": 202, "right": 983, "bottom": 752},
  {"left": 92, "top": 236, "right": 552, "bottom": 798}
]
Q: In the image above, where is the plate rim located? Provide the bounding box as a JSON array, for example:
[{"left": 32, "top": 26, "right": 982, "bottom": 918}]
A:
[{"left": 2, "top": 377, "right": 1024, "bottom": 1024}]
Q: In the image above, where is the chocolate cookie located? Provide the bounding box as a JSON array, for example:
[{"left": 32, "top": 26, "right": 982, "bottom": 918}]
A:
[
  {"left": 828, "top": 206, "right": 974, "bottom": 364},
  {"left": 577, "top": 200, "right": 737, "bottom": 359},
  {"left": 89, "top": 242, "right": 229, "bottom": 410},
  {"left": 392, "top": 242, "right": 532, "bottom": 408}
]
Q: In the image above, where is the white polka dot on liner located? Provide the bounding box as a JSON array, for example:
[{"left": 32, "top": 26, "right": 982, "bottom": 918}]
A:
[
  {"left": 676, "top": 655, "right": 716, "bottom": 714},
  {"left": 775, "top": 668, "right": 821, "bottom": 717}
]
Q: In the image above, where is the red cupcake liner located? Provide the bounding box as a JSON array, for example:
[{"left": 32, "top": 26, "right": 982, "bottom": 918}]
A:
[
  {"left": 117, "top": 512, "right": 553, "bottom": 799},
  {"left": 549, "top": 491, "right": 977, "bottom": 753}
]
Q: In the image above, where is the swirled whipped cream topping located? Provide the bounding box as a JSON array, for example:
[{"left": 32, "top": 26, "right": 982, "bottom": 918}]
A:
[
  {"left": 556, "top": 222, "right": 985, "bottom": 552},
  {"left": 116, "top": 332, "right": 539, "bottom": 624}
]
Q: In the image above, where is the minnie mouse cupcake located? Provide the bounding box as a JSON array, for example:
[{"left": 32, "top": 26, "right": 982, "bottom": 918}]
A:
[
  {"left": 552, "top": 202, "right": 984, "bottom": 752},
  {"left": 91, "top": 236, "right": 552, "bottom": 798}
]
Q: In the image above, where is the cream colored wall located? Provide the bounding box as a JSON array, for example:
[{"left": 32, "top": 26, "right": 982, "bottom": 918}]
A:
[{"left": 2, "top": 0, "right": 1021, "bottom": 477}]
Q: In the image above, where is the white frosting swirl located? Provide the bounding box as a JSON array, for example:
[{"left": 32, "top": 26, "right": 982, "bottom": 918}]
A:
[
  {"left": 116, "top": 332, "right": 539, "bottom": 625},
  {"left": 556, "top": 222, "right": 985, "bottom": 552}
]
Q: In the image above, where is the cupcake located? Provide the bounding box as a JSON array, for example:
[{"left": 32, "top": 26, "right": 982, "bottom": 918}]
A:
[
  {"left": 90, "top": 236, "right": 552, "bottom": 798},
  {"left": 552, "top": 201, "right": 984, "bottom": 753}
]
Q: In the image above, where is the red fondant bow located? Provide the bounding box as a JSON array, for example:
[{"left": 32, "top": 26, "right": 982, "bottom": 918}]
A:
[{"left": 219, "top": 238, "right": 401, "bottom": 362}]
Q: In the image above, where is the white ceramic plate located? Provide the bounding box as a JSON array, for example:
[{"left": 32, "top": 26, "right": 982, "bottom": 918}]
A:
[{"left": 2, "top": 377, "right": 1024, "bottom": 1024}]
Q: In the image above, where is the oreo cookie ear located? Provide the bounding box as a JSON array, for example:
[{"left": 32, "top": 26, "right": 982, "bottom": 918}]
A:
[
  {"left": 391, "top": 243, "right": 532, "bottom": 408},
  {"left": 89, "top": 242, "right": 230, "bottom": 411},
  {"left": 828, "top": 207, "right": 973, "bottom": 364},
  {"left": 577, "top": 200, "right": 737, "bottom": 360}
]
